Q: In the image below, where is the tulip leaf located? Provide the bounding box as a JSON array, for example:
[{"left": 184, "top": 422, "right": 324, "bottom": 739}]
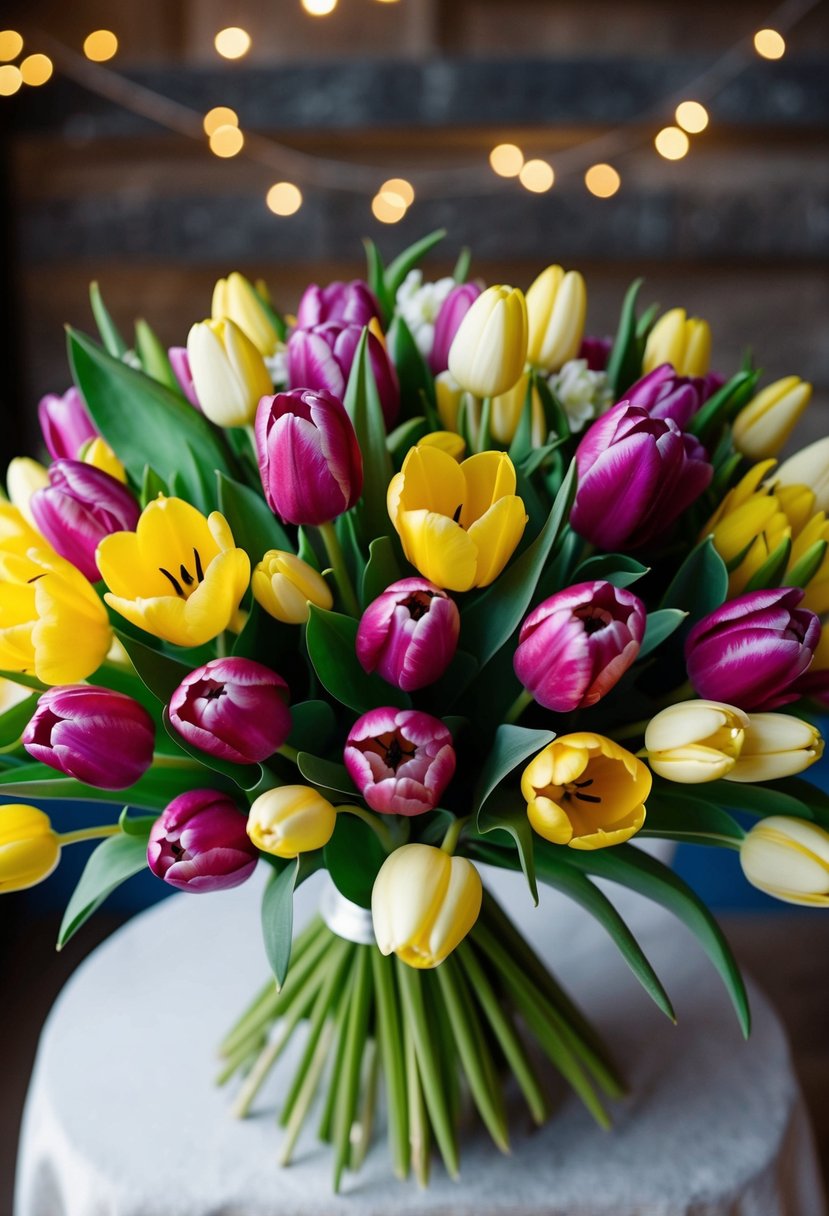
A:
[
  {"left": 384, "top": 229, "right": 447, "bottom": 302},
  {"left": 134, "top": 318, "right": 180, "bottom": 392},
  {"left": 162, "top": 708, "right": 263, "bottom": 790},
  {"left": 0, "top": 691, "right": 38, "bottom": 747},
  {"left": 387, "top": 417, "right": 429, "bottom": 466},
  {"left": 533, "top": 374, "right": 571, "bottom": 443},
  {"left": 772, "top": 778, "right": 829, "bottom": 830},
  {"left": 0, "top": 669, "right": 49, "bottom": 693},
  {"left": 561, "top": 844, "right": 751, "bottom": 1037},
  {"left": 324, "top": 813, "right": 387, "bottom": 908},
  {"left": 335, "top": 510, "right": 367, "bottom": 588},
  {"left": 231, "top": 599, "right": 298, "bottom": 666},
  {"left": 605, "top": 277, "right": 644, "bottom": 398},
  {"left": 217, "top": 472, "right": 293, "bottom": 560},
  {"left": 641, "top": 789, "right": 745, "bottom": 847},
  {"left": 362, "top": 237, "right": 393, "bottom": 324},
  {"left": 573, "top": 553, "right": 650, "bottom": 588},
  {"left": 118, "top": 807, "right": 159, "bottom": 837},
  {"left": 344, "top": 329, "right": 395, "bottom": 540},
  {"left": 461, "top": 459, "right": 577, "bottom": 668},
  {"left": 297, "top": 752, "right": 359, "bottom": 798},
  {"left": 67, "top": 327, "right": 237, "bottom": 501},
  {"left": 0, "top": 760, "right": 212, "bottom": 810},
  {"left": 787, "top": 539, "right": 828, "bottom": 590},
  {"left": 170, "top": 442, "right": 220, "bottom": 514},
  {"left": 141, "top": 464, "right": 169, "bottom": 507},
  {"left": 702, "top": 778, "right": 814, "bottom": 822},
  {"left": 387, "top": 313, "right": 436, "bottom": 421},
  {"left": 687, "top": 369, "right": 759, "bottom": 444},
  {"left": 507, "top": 377, "right": 538, "bottom": 466},
  {"left": 58, "top": 828, "right": 153, "bottom": 950},
  {"left": 288, "top": 700, "right": 337, "bottom": 753},
  {"left": 116, "top": 632, "right": 193, "bottom": 704},
  {"left": 476, "top": 790, "right": 539, "bottom": 905},
  {"left": 743, "top": 535, "right": 792, "bottom": 593},
  {"left": 474, "top": 724, "right": 556, "bottom": 817},
  {"left": 420, "top": 648, "right": 479, "bottom": 713},
  {"left": 638, "top": 608, "right": 687, "bottom": 660},
  {"left": 453, "top": 246, "right": 471, "bottom": 284},
  {"left": 361, "top": 536, "right": 404, "bottom": 607},
  {"left": 252, "top": 281, "right": 288, "bottom": 343},
  {"left": 89, "top": 281, "right": 128, "bottom": 359},
  {"left": 261, "top": 852, "right": 322, "bottom": 987},
  {"left": 306, "top": 605, "right": 410, "bottom": 714},
  {"left": 659, "top": 535, "right": 728, "bottom": 625}
]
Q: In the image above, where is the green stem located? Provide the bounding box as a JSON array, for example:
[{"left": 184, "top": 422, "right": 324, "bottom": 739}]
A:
[
  {"left": 333, "top": 946, "right": 373, "bottom": 1192},
  {"left": 336, "top": 804, "right": 394, "bottom": 852},
  {"left": 608, "top": 717, "right": 650, "bottom": 742},
  {"left": 152, "top": 753, "right": 199, "bottom": 770},
  {"left": 317, "top": 521, "right": 360, "bottom": 618},
  {"left": 58, "top": 824, "right": 121, "bottom": 846},
  {"left": 504, "top": 687, "right": 533, "bottom": 725},
  {"left": 371, "top": 949, "right": 410, "bottom": 1180},
  {"left": 440, "top": 815, "right": 468, "bottom": 855},
  {"left": 277, "top": 743, "right": 299, "bottom": 764},
  {"left": 403, "top": 1010, "right": 429, "bottom": 1187},
  {"left": 477, "top": 395, "right": 492, "bottom": 452}
]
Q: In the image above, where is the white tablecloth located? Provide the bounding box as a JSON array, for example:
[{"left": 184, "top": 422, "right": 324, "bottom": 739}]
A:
[{"left": 15, "top": 865, "right": 826, "bottom": 1216}]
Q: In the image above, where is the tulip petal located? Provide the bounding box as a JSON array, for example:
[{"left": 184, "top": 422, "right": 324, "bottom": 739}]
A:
[
  {"left": 466, "top": 496, "right": 528, "bottom": 587},
  {"left": 397, "top": 509, "right": 478, "bottom": 592}
]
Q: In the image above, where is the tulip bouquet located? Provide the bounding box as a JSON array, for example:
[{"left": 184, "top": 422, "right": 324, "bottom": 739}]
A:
[{"left": 2, "top": 230, "right": 829, "bottom": 1190}]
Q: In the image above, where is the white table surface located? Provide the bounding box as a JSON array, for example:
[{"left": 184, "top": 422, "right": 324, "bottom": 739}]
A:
[{"left": 15, "top": 863, "right": 827, "bottom": 1216}]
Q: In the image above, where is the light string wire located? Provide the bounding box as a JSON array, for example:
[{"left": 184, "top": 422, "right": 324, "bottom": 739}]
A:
[{"left": 21, "top": 0, "right": 825, "bottom": 202}]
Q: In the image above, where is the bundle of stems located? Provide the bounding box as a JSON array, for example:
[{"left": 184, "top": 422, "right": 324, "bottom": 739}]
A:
[{"left": 217, "top": 890, "right": 624, "bottom": 1190}]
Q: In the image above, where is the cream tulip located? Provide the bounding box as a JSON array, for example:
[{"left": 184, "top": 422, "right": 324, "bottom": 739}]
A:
[
  {"left": 772, "top": 437, "right": 829, "bottom": 515},
  {"left": 525, "top": 265, "right": 587, "bottom": 373},
  {"left": 645, "top": 700, "right": 749, "bottom": 783},
  {"left": 726, "top": 713, "right": 824, "bottom": 783},
  {"left": 187, "top": 318, "right": 273, "bottom": 427},
  {"left": 740, "top": 816, "right": 829, "bottom": 906},
  {"left": 448, "top": 285, "right": 528, "bottom": 398}
]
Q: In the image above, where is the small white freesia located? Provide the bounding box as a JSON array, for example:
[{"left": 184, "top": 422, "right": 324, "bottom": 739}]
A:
[
  {"left": 548, "top": 358, "right": 614, "bottom": 433},
  {"left": 264, "top": 343, "right": 288, "bottom": 388},
  {"left": 395, "top": 270, "right": 456, "bottom": 360}
]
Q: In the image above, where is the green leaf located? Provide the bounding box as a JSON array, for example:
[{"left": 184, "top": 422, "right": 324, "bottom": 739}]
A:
[
  {"left": 0, "top": 670, "right": 48, "bottom": 693},
  {"left": 563, "top": 844, "right": 750, "bottom": 1037},
  {"left": 335, "top": 510, "right": 367, "bottom": 589},
  {"left": 787, "top": 539, "right": 828, "bottom": 589},
  {"left": 261, "top": 858, "right": 301, "bottom": 987},
  {"left": 420, "top": 648, "right": 479, "bottom": 713},
  {"left": 361, "top": 536, "right": 404, "bottom": 606},
  {"left": 474, "top": 724, "right": 556, "bottom": 816},
  {"left": 453, "top": 247, "right": 471, "bottom": 283},
  {"left": 384, "top": 229, "right": 446, "bottom": 300},
  {"left": 687, "top": 369, "right": 759, "bottom": 445},
  {"left": 507, "top": 376, "right": 537, "bottom": 466},
  {"left": 702, "top": 778, "right": 813, "bottom": 822},
  {"left": 252, "top": 283, "right": 288, "bottom": 343},
  {"left": 116, "top": 632, "right": 192, "bottom": 704},
  {"left": 89, "top": 281, "right": 128, "bottom": 358},
  {"left": 533, "top": 373, "right": 571, "bottom": 442},
  {"left": 288, "top": 700, "right": 337, "bottom": 753},
  {"left": 343, "top": 329, "right": 394, "bottom": 540},
  {"left": 362, "top": 238, "right": 392, "bottom": 323},
  {"left": 743, "top": 535, "right": 792, "bottom": 593},
  {"left": 0, "top": 691, "right": 38, "bottom": 748},
  {"left": 134, "top": 318, "right": 179, "bottom": 392},
  {"left": 162, "top": 708, "right": 263, "bottom": 790},
  {"left": 58, "top": 828, "right": 151, "bottom": 949},
  {"left": 461, "top": 459, "right": 577, "bottom": 668},
  {"left": 573, "top": 553, "right": 650, "bottom": 588},
  {"left": 141, "top": 464, "right": 169, "bottom": 507},
  {"left": 0, "top": 761, "right": 210, "bottom": 810},
  {"left": 68, "top": 327, "right": 235, "bottom": 501},
  {"left": 387, "top": 417, "right": 429, "bottom": 466},
  {"left": 324, "top": 813, "right": 387, "bottom": 908},
  {"left": 638, "top": 608, "right": 687, "bottom": 660},
  {"left": 297, "top": 752, "right": 358, "bottom": 797},
  {"left": 659, "top": 535, "right": 728, "bottom": 626},
  {"left": 306, "top": 605, "right": 410, "bottom": 714},
  {"left": 118, "top": 807, "right": 158, "bottom": 836},
  {"left": 605, "top": 278, "right": 644, "bottom": 397},
  {"left": 387, "top": 313, "right": 436, "bottom": 418},
  {"left": 476, "top": 791, "right": 539, "bottom": 905},
  {"left": 642, "top": 788, "right": 745, "bottom": 847},
  {"left": 216, "top": 471, "right": 292, "bottom": 561}
]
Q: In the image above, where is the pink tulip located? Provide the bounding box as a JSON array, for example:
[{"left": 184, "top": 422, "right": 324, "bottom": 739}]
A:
[
  {"left": 429, "top": 283, "right": 482, "bottom": 375},
  {"left": 344, "top": 708, "right": 456, "bottom": 816},
  {"left": 168, "top": 657, "right": 291, "bottom": 764},
  {"left": 295, "top": 280, "right": 380, "bottom": 330},
  {"left": 578, "top": 336, "right": 612, "bottom": 372},
  {"left": 147, "top": 790, "right": 258, "bottom": 892},
  {"left": 168, "top": 347, "right": 202, "bottom": 409},
  {"left": 287, "top": 322, "right": 400, "bottom": 427},
  {"left": 356, "top": 578, "right": 460, "bottom": 692},
  {"left": 625, "top": 363, "right": 722, "bottom": 430},
  {"left": 30, "top": 460, "right": 140, "bottom": 582},
  {"left": 514, "top": 581, "right": 646, "bottom": 711},
  {"left": 38, "top": 387, "right": 98, "bottom": 461}
]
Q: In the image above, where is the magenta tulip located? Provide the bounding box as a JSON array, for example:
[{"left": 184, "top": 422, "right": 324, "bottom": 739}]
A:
[
  {"left": 578, "top": 336, "right": 612, "bottom": 372},
  {"left": 570, "top": 401, "right": 712, "bottom": 550},
  {"left": 625, "top": 364, "right": 722, "bottom": 430},
  {"left": 685, "top": 588, "right": 821, "bottom": 710},
  {"left": 38, "top": 387, "right": 98, "bottom": 461},
  {"left": 168, "top": 347, "right": 202, "bottom": 409},
  {"left": 255, "top": 387, "right": 363, "bottom": 526},
  {"left": 22, "top": 685, "right": 155, "bottom": 789},
  {"left": 147, "top": 790, "right": 258, "bottom": 892},
  {"left": 429, "top": 283, "right": 482, "bottom": 375},
  {"left": 168, "top": 657, "right": 291, "bottom": 764},
  {"left": 356, "top": 578, "right": 460, "bottom": 692},
  {"left": 287, "top": 322, "right": 400, "bottom": 427},
  {"left": 295, "top": 280, "right": 380, "bottom": 330},
  {"left": 344, "top": 708, "right": 456, "bottom": 816},
  {"left": 514, "top": 581, "right": 646, "bottom": 712},
  {"left": 30, "top": 460, "right": 141, "bottom": 582}
]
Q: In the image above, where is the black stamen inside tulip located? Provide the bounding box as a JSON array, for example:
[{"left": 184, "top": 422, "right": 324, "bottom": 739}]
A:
[
  {"left": 405, "top": 590, "right": 436, "bottom": 621},
  {"left": 179, "top": 564, "right": 194, "bottom": 587},
  {"left": 160, "top": 567, "right": 185, "bottom": 597},
  {"left": 205, "top": 685, "right": 225, "bottom": 701},
  {"left": 574, "top": 791, "right": 602, "bottom": 804},
  {"left": 382, "top": 735, "right": 417, "bottom": 771},
  {"left": 564, "top": 777, "right": 602, "bottom": 805},
  {"left": 194, "top": 548, "right": 205, "bottom": 582},
  {"left": 453, "top": 504, "right": 463, "bottom": 523},
  {"left": 26, "top": 573, "right": 47, "bottom": 584},
  {"left": 170, "top": 840, "right": 186, "bottom": 860}
]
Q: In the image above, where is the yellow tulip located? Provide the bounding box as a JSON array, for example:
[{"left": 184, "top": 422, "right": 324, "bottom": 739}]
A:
[
  {"left": 448, "top": 285, "right": 528, "bottom": 398},
  {"left": 490, "top": 372, "right": 546, "bottom": 447},
  {"left": 0, "top": 503, "right": 42, "bottom": 555},
  {"left": 525, "top": 265, "right": 587, "bottom": 373},
  {"left": 97, "top": 496, "right": 250, "bottom": 648},
  {"left": 740, "top": 816, "right": 829, "bottom": 907},
  {"left": 247, "top": 785, "right": 336, "bottom": 858},
  {"left": 773, "top": 437, "right": 829, "bottom": 515},
  {"left": 731, "top": 376, "right": 812, "bottom": 460},
  {"left": 387, "top": 445, "right": 527, "bottom": 592},
  {"left": 81, "top": 437, "right": 127, "bottom": 484},
  {"left": 644, "top": 700, "right": 749, "bottom": 783},
  {"left": 791, "top": 511, "right": 829, "bottom": 615},
  {"left": 726, "top": 713, "right": 823, "bottom": 783},
  {"left": 521, "top": 732, "right": 651, "bottom": 850},
  {"left": 6, "top": 457, "right": 49, "bottom": 528},
  {"left": 643, "top": 307, "right": 711, "bottom": 377},
  {"left": 186, "top": 318, "right": 273, "bottom": 427},
  {"left": 0, "top": 546, "right": 111, "bottom": 684},
  {"left": 0, "top": 805, "right": 61, "bottom": 893},
  {"left": 252, "top": 549, "right": 333, "bottom": 625},
  {"left": 416, "top": 431, "right": 466, "bottom": 461},
  {"left": 371, "top": 843, "right": 482, "bottom": 969},
  {"left": 212, "top": 271, "right": 279, "bottom": 356}
]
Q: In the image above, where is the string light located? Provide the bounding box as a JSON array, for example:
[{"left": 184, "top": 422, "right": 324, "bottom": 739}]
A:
[
  {"left": 372, "top": 191, "right": 407, "bottom": 223},
  {"left": 0, "top": 30, "right": 23, "bottom": 61},
  {"left": 301, "top": 0, "right": 338, "bottom": 14},
  {"left": 675, "top": 101, "right": 709, "bottom": 134},
  {"left": 267, "top": 182, "right": 303, "bottom": 215},
  {"left": 209, "top": 124, "right": 244, "bottom": 157},
  {"left": 584, "top": 163, "right": 621, "bottom": 198},
  {"left": 214, "top": 27, "right": 251, "bottom": 59},
  {"left": 654, "top": 126, "right": 690, "bottom": 160},
  {"left": 489, "top": 143, "right": 524, "bottom": 178},
  {"left": 203, "top": 106, "right": 238, "bottom": 136},
  {"left": 20, "top": 53, "right": 53, "bottom": 86},
  {"left": 519, "top": 159, "right": 554, "bottom": 193},
  {"left": 380, "top": 177, "right": 414, "bottom": 206},
  {"left": 0, "top": 63, "right": 22, "bottom": 95},
  {"left": 83, "top": 30, "right": 118, "bottom": 62},
  {"left": 754, "top": 28, "right": 786, "bottom": 58}
]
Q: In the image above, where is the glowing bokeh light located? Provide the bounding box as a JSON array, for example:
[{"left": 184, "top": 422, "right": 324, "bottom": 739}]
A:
[
  {"left": 519, "top": 158, "right": 554, "bottom": 193},
  {"left": 209, "top": 124, "right": 245, "bottom": 157},
  {"left": 0, "top": 30, "right": 23, "bottom": 61},
  {"left": 754, "top": 28, "right": 785, "bottom": 59},
  {"left": 372, "top": 191, "right": 407, "bottom": 223},
  {"left": 675, "top": 101, "right": 709, "bottom": 134},
  {"left": 266, "top": 182, "right": 303, "bottom": 215},
  {"left": 83, "top": 30, "right": 118, "bottom": 62},
  {"left": 20, "top": 54, "right": 53, "bottom": 86},
  {"left": 301, "top": 0, "right": 338, "bottom": 14},
  {"left": 214, "top": 27, "right": 252, "bottom": 58},
  {"left": 380, "top": 177, "right": 414, "bottom": 206},
  {"left": 489, "top": 143, "right": 524, "bottom": 178},
  {"left": 0, "top": 64, "right": 22, "bottom": 95},
  {"left": 203, "top": 106, "right": 239, "bottom": 136},
  {"left": 584, "top": 163, "right": 621, "bottom": 198},
  {"left": 654, "top": 126, "right": 690, "bottom": 160}
]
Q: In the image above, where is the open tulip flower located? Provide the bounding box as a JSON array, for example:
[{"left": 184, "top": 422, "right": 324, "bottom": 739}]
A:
[
  {"left": 356, "top": 577, "right": 460, "bottom": 692},
  {"left": 168, "top": 657, "right": 291, "bottom": 765},
  {"left": 388, "top": 445, "right": 527, "bottom": 591},
  {"left": 148, "top": 790, "right": 259, "bottom": 893},
  {"left": 344, "top": 708, "right": 456, "bottom": 816},
  {"left": 96, "top": 496, "right": 250, "bottom": 648},
  {"left": 522, "top": 733, "right": 652, "bottom": 849}
]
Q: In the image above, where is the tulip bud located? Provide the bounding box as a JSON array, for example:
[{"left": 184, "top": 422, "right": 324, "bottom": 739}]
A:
[
  {"left": 356, "top": 578, "right": 460, "bottom": 692},
  {"left": 81, "top": 437, "right": 128, "bottom": 484},
  {"left": 514, "top": 581, "right": 646, "bottom": 712},
  {"left": 295, "top": 280, "right": 380, "bottom": 331},
  {"left": 168, "top": 657, "right": 291, "bottom": 765},
  {"left": 371, "top": 843, "right": 482, "bottom": 969},
  {"left": 685, "top": 588, "right": 820, "bottom": 711},
  {"left": 22, "top": 684, "right": 155, "bottom": 789},
  {"left": 726, "top": 713, "right": 824, "bottom": 782},
  {"left": 429, "top": 282, "right": 482, "bottom": 375},
  {"left": 773, "top": 437, "right": 829, "bottom": 515},
  {"left": 732, "top": 376, "right": 812, "bottom": 460},
  {"left": 148, "top": 790, "right": 258, "bottom": 892},
  {"left": 0, "top": 804, "right": 61, "bottom": 893},
  {"left": 625, "top": 363, "right": 717, "bottom": 430},
  {"left": 168, "top": 347, "right": 202, "bottom": 409},
  {"left": 448, "top": 285, "right": 528, "bottom": 398},
  {"left": 212, "top": 271, "right": 280, "bottom": 356},
  {"left": 252, "top": 549, "right": 333, "bottom": 624},
  {"left": 6, "top": 458, "right": 49, "bottom": 528},
  {"left": 740, "top": 816, "right": 829, "bottom": 906},
  {"left": 578, "top": 335, "right": 612, "bottom": 371},
  {"left": 344, "top": 708, "right": 456, "bottom": 816},
  {"left": 246, "top": 785, "right": 336, "bottom": 859},
  {"left": 30, "top": 460, "right": 141, "bottom": 583},
  {"left": 643, "top": 308, "right": 712, "bottom": 377},
  {"left": 525, "top": 265, "right": 587, "bottom": 373},
  {"left": 644, "top": 700, "right": 749, "bottom": 783},
  {"left": 255, "top": 388, "right": 363, "bottom": 527},
  {"left": 287, "top": 322, "right": 400, "bottom": 428},
  {"left": 491, "top": 373, "right": 546, "bottom": 447},
  {"left": 186, "top": 318, "right": 273, "bottom": 428},
  {"left": 38, "top": 387, "right": 98, "bottom": 461}
]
